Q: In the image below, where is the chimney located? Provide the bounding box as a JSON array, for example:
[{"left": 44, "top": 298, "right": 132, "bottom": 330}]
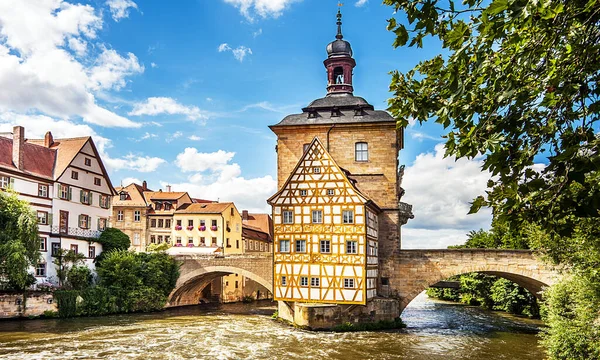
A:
[
  {"left": 242, "top": 210, "right": 249, "bottom": 222},
  {"left": 142, "top": 180, "right": 148, "bottom": 191},
  {"left": 44, "top": 131, "right": 54, "bottom": 147},
  {"left": 12, "top": 126, "right": 24, "bottom": 170},
  {"left": 165, "top": 184, "right": 172, "bottom": 192}
]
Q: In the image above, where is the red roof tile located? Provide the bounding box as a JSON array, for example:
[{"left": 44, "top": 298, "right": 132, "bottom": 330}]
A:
[{"left": 0, "top": 136, "right": 55, "bottom": 179}]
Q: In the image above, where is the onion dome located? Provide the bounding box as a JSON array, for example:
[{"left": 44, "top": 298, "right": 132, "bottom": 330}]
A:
[{"left": 326, "top": 9, "right": 353, "bottom": 58}]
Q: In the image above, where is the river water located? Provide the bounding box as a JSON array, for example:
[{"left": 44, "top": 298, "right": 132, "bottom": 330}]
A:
[{"left": 0, "top": 293, "right": 544, "bottom": 359}]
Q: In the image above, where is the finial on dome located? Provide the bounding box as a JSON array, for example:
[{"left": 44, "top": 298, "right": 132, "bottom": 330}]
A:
[{"left": 336, "top": 2, "right": 343, "bottom": 40}]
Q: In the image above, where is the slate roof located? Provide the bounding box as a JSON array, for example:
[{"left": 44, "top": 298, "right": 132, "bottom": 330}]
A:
[{"left": 271, "top": 94, "right": 395, "bottom": 128}]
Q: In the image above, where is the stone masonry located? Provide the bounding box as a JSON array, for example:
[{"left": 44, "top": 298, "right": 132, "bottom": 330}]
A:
[
  {"left": 380, "top": 249, "right": 559, "bottom": 313},
  {"left": 168, "top": 254, "right": 273, "bottom": 307}
]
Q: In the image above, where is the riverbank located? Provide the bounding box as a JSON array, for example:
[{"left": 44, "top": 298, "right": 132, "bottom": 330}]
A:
[{"left": 0, "top": 294, "right": 544, "bottom": 360}]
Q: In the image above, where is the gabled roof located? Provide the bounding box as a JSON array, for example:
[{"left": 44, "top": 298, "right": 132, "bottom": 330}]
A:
[
  {"left": 144, "top": 191, "right": 188, "bottom": 201},
  {"left": 113, "top": 183, "right": 148, "bottom": 207},
  {"left": 268, "top": 136, "right": 378, "bottom": 209},
  {"left": 243, "top": 213, "right": 273, "bottom": 238},
  {"left": 175, "top": 202, "right": 233, "bottom": 214},
  {"left": 243, "top": 225, "right": 271, "bottom": 243},
  {"left": 0, "top": 136, "right": 55, "bottom": 179}
]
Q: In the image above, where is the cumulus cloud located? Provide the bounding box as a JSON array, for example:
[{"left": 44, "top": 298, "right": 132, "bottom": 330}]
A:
[
  {"left": 401, "top": 143, "right": 493, "bottom": 249},
  {"left": 0, "top": 112, "right": 164, "bottom": 174},
  {"left": 106, "top": 0, "right": 138, "bottom": 22},
  {"left": 170, "top": 147, "right": 276, "bottom": 212},
  {"left": 128, "top": 97, "right": 207, "bottom": 121},
  {"left": 355, "top": 0, "right": 368, "bottom": 6},
  {"left": 188, "top": 135, "right": 203, "bottom": 141},
  {"left": 218, "top": 43, "right": 253, "bottom": 62},
  {"left": 120, "top": 177, "right": 142, "bottom": 187},
  {"left": 0, "top": 0, "right": 142, "bottom": 128},
  {"left": 223, "top": 0, "right": 301, "bottom": 20}
]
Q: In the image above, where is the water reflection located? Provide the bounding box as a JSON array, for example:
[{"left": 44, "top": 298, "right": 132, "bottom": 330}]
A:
[{"left": 0, "top": 294, "right": 544, "bottom": 360}]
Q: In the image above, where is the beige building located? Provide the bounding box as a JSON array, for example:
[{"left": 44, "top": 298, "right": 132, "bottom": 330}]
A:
[{"left": 112, "top": 182, "right": 150, "bottom": 251}]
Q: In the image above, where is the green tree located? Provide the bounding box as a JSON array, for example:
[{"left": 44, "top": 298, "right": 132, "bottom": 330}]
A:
[
  {"left": 384, "top": 0, "right": 599, "bottom": 357},
  {"left": 53, "top": 249, "right": 86, "bottom": 288},
  {"left": 0, "top": 190, "right": 40, "bottom": 290},
  {"left": 67, "top": 266, "right": 93, "bottom": 291},
  {"left": 97, "top": 228, "right": 130, "bottom": 253}
]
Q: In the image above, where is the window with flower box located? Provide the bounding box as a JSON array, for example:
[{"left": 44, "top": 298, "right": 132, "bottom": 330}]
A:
[
  {"left": 176, "top": 237, "right": 182, "bottom": 245},
  {"left": 188, "top": 237, "right": 194, "bottom": 245}
]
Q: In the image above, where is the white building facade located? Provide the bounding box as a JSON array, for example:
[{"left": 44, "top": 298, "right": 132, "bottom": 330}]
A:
[{"left": 0, "top": 127, "right": 115, "bottom": 286}]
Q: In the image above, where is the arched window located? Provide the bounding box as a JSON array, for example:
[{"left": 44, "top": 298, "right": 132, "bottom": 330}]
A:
[
  {"left": 355, "top": 142, "right": 368, "bottom": 162},
  {"left": 333, "top": 67, "right": 344, "bottom": 84}
]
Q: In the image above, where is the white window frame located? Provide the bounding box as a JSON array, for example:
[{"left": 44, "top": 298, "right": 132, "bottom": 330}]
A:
[
  {"left": 300, "top": 276, "right": 308, "bottom": 287},
  {"left": 283, "top": 210, "right": 294, "bottom": 224},
  {"left": 279, "top": 239, "right": 290, "bottom": 253},
  {"left": 98, "top": 218, "right": 107, "bottom": 231},
  {"left": 346, "top": 241, "right": 358, "bottom": 254},
  {"left": 300, "top": 189, "right": 307, "bottom": 196},
  {"left": 35, "top": 263, "right": 46, "bottom": 277},
  {"left": 343, "top": 210, "right": 354, "bottom": 224},
  {"left": 313, "top": 167, "right": 321, "bottom": 174},
  {"left": 0, "top": 176, "right": 9, "bottom": 189},
  {"left": 344, "top": 278, "right": 355, "bottom": 289},
  {"left": 312, "top": 210, "right": 323, "bottom": 224},
  {"left": 281, "top": 276, "right": 287, "bottom": 286},
  {"left": 327, "top": 189, "right": 335, "bottom": 196},
  {"left": 37, "top": 211, "right": 48, "bottom": 225},
  {"left": 311, "top": 277, "right": 320, "bottom": 287},
  {"left": 117, "top": 210, "right": 124, "bottom": 222},
  {"left": 355, "top": 142, "right": 368, "bottom": 162},
  {"left": 38, "top": 184, "right": 48, "bottom": 197},
  {"left": 59, "top": 184, "right": 69, "bottom": 200},
  {"left": 320, "top": 240, "right": 331, "bottom": 253},
  {"left": 295, "top": 239, "right": 306, "bottom": 253},
  {"left": 79, "top": 214, "right": 89, "bottom": 229},
  {"left": 134, "top": 210, "right": 141, "bottom": 222}
]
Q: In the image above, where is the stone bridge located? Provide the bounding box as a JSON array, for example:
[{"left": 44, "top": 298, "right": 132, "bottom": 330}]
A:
[
  {"left": 380, "top": 249, "right": 560, "bottom": 313},
  {"left": 167, "top": 250, "right": 559, "bottom": 313},
  {"left": 167, "top": 254, "right": 273, "bottom": 307}
]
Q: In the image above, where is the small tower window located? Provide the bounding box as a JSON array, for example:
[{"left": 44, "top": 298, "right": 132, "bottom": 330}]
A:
[
  {"left": 334, "top": 67, "right": 344, "bottom": 84},
  {"left": 355, "top": 142, "right": 368, "bottom": 162}
]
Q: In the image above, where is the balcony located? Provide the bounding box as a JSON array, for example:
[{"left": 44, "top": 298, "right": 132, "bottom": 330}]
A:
[{"left": 51, "top": 226, "right": 102, "bottom": 240}]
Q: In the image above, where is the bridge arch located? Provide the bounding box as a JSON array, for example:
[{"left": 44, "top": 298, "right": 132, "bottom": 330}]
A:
[
  {"left": 168, "top": 265, "right": 273, "bottom": 307},
  {"left": 386, "top": 250, "right": 558, "bottom": 313}
]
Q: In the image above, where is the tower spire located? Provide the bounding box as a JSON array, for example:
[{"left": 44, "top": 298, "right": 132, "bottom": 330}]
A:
[{"left": 336, "top": 3, "right": 344, "bottom": 40}]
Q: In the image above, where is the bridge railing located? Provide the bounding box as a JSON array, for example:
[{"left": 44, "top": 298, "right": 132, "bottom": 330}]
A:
[{"left": 170, "top": 253, "right": 272, "bottom": 260}]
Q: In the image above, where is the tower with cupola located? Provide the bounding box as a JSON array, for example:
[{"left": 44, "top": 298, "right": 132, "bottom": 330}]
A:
[{"left": 268, "top": 8, "right": 412, "bottom": 328}]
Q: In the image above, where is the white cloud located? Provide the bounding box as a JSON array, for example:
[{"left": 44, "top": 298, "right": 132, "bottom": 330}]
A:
[
  {"left": 223, "top": 0, "right": 301, "bottom": 21},
  {"left": 0, "top": 0, "right": 142, "bottom": 128},
  {"left": 166, "top": 131, "right": 183, "bottom": 143},
  {"left": 355, "top": 0, "right": 368, "bottom": 6},
  {"left": 120, "top": 177, "right": 142, "bottom": 187},
  {"left": 88, "top": 47, "right": 144, "bottom": 91},
  {"left": 128, "top": 97, "right": 208, "bottom": 121},
  {"left": 176, "top": 148, "right": 236, "bottom": 173},
  {"left": 106, "top": 0, "right": 138, "bottom": 22},
  {"left": 170, "top": 147, "right": 276, "bottom": 212},
  {"left": 218, "top": 43, "right": 252, "bottom": 62},
  {"left": 409, "top": 130, "right": 442, "bottom": 142},
  {"left": 402, "top": 228, "right": 471, "bottom": 249},
  {"left": 401, "top": 143, "right": 492, "bottom": 248},
  {"left": 150, "top": 62, "right": 158, "bottom": 68},
  {"left": 206, "top": 98, "right": 213, "bottom": 102},
  {"left": 0, "top": 112, "right": 162, "bottom": 174},
  {"left": 188, "top": 135, "right": 203, "bottom": 141},
  {"left": 104, "top": 153, "right": 166, "bottom": 173},
  {"left": 253, "top": 28, "right": 263, "bottom": 37}
]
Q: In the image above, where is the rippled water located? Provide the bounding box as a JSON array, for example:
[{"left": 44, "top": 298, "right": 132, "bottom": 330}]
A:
[{"left": 0, "top": 293, "right": 544, "bottom": 359}]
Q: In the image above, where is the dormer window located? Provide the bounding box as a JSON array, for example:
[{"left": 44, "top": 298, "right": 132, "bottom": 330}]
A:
[
  {"left": 331, "top": 107, "right": 341, "bottom": 117},
  {"left": 119, "top": 192, "right": 127, "bottom": 201},
  {"left": 155, "top": 202, "right": 162, "bottom": 211}
]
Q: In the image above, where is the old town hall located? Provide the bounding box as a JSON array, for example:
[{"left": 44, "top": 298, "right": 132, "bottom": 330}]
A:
[{"left": 268, "top": 9, "right": 413, "bottom": 327}]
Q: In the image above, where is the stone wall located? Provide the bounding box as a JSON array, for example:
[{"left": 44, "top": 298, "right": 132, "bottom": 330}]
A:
[
  {"left": 381, "top": 249, "right": 559, "bottom": 313},
  {"left": 0, "top": 292, "right": 56, "bottom": 319},
  {"left": 168, "top": 254, "right": 273, "bottom": 307}
]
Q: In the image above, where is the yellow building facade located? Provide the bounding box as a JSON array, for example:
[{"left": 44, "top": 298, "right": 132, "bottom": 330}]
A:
[{"left": 269, "top": 138, "right": 379, "bottom": 304}]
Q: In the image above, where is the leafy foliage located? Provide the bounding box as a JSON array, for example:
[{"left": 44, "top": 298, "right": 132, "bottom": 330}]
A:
[
  {"left": 0, "top": 190, "right": 40, "bottom": 290},
  {"left": 52, "top": 249, "right": 86, "bottom": 288},
  {"left": 67, "top": 266, "right": 93, "bottom": 291},
  {"left": 385, "top": 0, "right": 599, "bottom": 357},
  {"left": 97, "top": 228, "right": 130, "bottom": 253}
]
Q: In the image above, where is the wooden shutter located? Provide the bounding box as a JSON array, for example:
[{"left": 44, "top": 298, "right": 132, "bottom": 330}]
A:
[
  {"left": 89, "top": 192, "right": 93, "bottom": 206},
  {"left": 67, "top": 186, "right": 72, "bottom": 201},
  {"left": 9, "top": 177, "right": 14, "bottom": 189}
]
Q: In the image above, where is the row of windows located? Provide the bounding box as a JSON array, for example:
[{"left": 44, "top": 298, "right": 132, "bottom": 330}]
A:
[
  {"left": 297, "top": 189, "right": 338, "bottom": 197},
  {"left": 57, "top": 184, "right": 110, "bottom": 208},
  {"left": 175, "top": 219, "right": 219, "bottom": 228},
  {"left": 70, "top": 170, "right": 103, "bottom": 187},
  {"left": 150, "top": 219, "right": 172, "bottom": 228},
  {"left": 36, "top": 211, "right": 106, "bottom": 231},
  {"left": 279, "top": 239, "right": 358, "bottom": 254},
  {"left": 247, "top": 240, "right": 268, "bottom": 252},
  {"left": 174, "top": 236, "right": 218, "bottom": 246},
  {"left": 282, "top": 210, "right": 354, "bottom": 224},
  {"left": 302, "top": 142, "right": 368, "bottom": 162},
  {"left": 280, "top": 276, "right": 355, "bottom": 289},
  {"left": 35, "top": 243, "right": 96, "bottom": 277}
]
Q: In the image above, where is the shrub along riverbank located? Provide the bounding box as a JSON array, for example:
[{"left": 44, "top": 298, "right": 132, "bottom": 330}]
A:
[{"left": 54, "top": 250, "right": 179, "bottom": 318}]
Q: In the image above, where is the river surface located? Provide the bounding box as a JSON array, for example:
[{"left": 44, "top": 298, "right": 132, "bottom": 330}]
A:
[{"left": 0, "top": 293, "right": 544, "bottom": 359}]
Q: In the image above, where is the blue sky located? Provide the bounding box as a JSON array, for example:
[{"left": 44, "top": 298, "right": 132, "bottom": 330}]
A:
[{"left": 0, "top": 0, "right": 492, "bottom": 248}]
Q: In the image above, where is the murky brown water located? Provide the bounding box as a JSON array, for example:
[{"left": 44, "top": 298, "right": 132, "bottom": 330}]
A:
[{"left": 0, "top": 293, "right": 544, "bottom": 359}]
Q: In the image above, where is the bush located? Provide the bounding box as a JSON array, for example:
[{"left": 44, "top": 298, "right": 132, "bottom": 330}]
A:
[
  {"left": 97, "top": 228, "right": 130, "bottom": 254},
  {"left": 54, "top": 290, "right": 79, "bottom": 318},
  {"left": 78, "top": 287, "right": 117, "bottom": 316},
  {"left": 67, "top": 266, "right": 93, "bottom": 291}
]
